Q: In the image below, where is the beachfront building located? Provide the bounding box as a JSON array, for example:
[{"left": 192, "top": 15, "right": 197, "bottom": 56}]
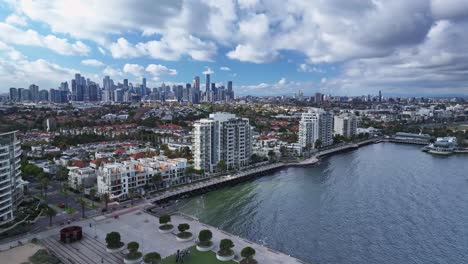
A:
[
  {"left": 0, "top": 131, "right": 27, "bottom": 224},
  {"left": 298, "top": 108, "right": 334, "bottom": 149},
  {"left": 96, "top": 156, "right": 187, "bottom": 200},
  {"left": 193, "top": 112, "right": 252, "bottom": 174},
  {"left": 68, "top": 166, "right": 96, "bottom": 190},
  {"left": 334, "top": 113, "right": 357, "bottom": 138}
]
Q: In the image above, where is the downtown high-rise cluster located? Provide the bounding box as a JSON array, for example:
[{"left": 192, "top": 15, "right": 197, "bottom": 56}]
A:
[{"left": 8, "top": 73, "right": 234, "bottom": 104}]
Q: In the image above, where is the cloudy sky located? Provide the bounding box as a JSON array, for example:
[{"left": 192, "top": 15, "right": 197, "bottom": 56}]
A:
[{"left": 1, "top": 0, "right": 468, "bottom": 96}]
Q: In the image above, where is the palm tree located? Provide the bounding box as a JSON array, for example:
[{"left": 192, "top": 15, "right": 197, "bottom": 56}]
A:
[
  {"left": 89, "top": 188, "right": 96, "bottom": 207},
  {"left": 129, "top": 188, "right": 135, "bottom": 206},
  {"left": 152, "top": 173, "right": 162, "bottom": 190},
  {"left": 45, "top": 206, "right": 57, "bottom": 227},
  {"left": 39, "top": 177, "right": 49, "bottom": 199},
  {"left": 62, "top": 182, "right": 69, "bottom": 208},
  {"left": 103, "top": 193, "right": 110, "bottom": 211},
  {"left": 77, "top": 198, "right": 86, "bottom": 218}
]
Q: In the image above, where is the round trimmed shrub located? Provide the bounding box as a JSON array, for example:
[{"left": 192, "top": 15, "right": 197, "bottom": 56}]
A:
[{"left": 218, "top": 239, "right": 234, "bottom": 257}]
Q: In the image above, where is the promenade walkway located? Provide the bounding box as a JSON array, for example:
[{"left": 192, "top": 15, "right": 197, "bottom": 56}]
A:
[
  {"left": 147, "top": 163, "right": 285, "bottom": 204},
  {"left": 40, "top": 209, "right": 307, "bottom": 264}
]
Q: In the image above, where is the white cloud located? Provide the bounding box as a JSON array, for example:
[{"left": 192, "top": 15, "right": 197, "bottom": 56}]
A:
[
  {"left": 0, "top": 47, "right": 78, "bottom": 89},
  {"left": 0, "top": 22, "right": 90, "bottom": 55},
  {"left": 102, "top": 66, "right": 122, "bottom": 78},
  {"left": 220, "top": 66, "right": 231, "bottom": 71},
  {"left": 202, "top": 67, "right": 214, "bottom": 75},
  {"left": 227, "top": 44, "right": 278, "bottom": 63},
  {"left": 123, "top": 63, "right": 144, "bottom": 77},
  {"left": 278, "top": 77, "right": 287, "bottom": 85},
  {"left": 81, "top": 59, "right": 105, "bottom": 67},
  {"left": 5, "top": 14, "right": 27, "bottom": 26},
  {"left": 4, "top": 0, "right": 468, "bottom": 94},
  {"left": 145, "top": 64, "right": 177, "bottom": 76},
  {"left": 110, "top": 34, "right": 217, "bottom": 61},
  {"left": 298, "top": 64, "right": 324, "bottom": 73}
]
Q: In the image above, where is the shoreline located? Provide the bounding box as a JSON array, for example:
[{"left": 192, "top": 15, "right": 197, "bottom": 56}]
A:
[{"left": 148, "top": 138, "right": 380, "bottom": 205}]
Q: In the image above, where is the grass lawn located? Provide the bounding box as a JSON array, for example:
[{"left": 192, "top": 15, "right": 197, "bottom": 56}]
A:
[
  {"left": 161, "top": 246, "right": 236, "bottom": 264},
  {"left": 64, "top": 207, "right": 76, "bottom": 214}
]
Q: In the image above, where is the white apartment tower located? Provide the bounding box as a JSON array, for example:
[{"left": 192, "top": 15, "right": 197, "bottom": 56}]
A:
[
  {"left": 193, "top": 113, "right": 252, "bottom": 173},
  {"left": 298, "top": 108, "right": 334, "bottom": 149},
  {"left": 0, "top": 131, "right": 26, "bottom": 224},
  {"left": 334, "top": 113, "right": 357, "bottom": 138}
]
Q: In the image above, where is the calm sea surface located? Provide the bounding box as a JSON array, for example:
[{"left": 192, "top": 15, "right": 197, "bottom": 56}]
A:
[{"left": 175, "top": 143, "right": 468, "bottom": 264}]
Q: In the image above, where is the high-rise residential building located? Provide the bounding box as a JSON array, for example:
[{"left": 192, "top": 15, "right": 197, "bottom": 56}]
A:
[
  {"left": 20, "top": 88, "right": 30, "bottom": 102},
  {"left": 192, "top": 76, "right": 200, "bottom": 104},
  {"left": 193, "top": 112, "right": 252, "bottom": 174},
  {"left": 0, "top": 131, "right": 26, "bottom": 224},
  {"left": 298, "top": 108, "right": 334, "bottom": 149},
  {"left": 60, "top": 82, "right": 69, "bottom": 91},
  {"left": 29, "top": 84, "right": 39, "bottom": 102},
  {"left": 314, "top": 92, "right": 322, "bottom": 104},
  {"left": 227, "top": 81, "right": 234, "bottom": 101},
  {"left": 9, "top": 88, "right": 18, "bottom": 102},
  {"left": 205, "top": 74, "right": 210, "bottom": 92},
  {"left": 38, "top": 90, "right": 49, "bottom": 101},
  {"left": 88, "top": 83, "right": 99, "bottom": 101},
  {"left": 334, "top": 113, "right": 357, "bottom": 138}
]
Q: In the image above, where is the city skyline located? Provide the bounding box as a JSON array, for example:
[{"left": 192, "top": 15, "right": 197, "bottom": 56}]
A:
[{"left": 1, "top": 1, "right": 468, "bottom": 96}]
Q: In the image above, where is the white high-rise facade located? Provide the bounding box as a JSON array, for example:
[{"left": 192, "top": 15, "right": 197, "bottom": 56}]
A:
[
  {"left": 193, "top": 113, "right": 252, "bottom": 173},
  {"left": 334, "top": 113, "right": 357, "bottom": 138},
  {"left": 298, "top": 108, "right": 334, "bottom": 149},
  {"left": 0, "top": 131, "right": 26, "bottom": 224}
]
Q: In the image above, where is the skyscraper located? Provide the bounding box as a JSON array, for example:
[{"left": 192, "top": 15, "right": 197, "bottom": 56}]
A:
[
  {"left": 227, "top": 81, "right": 234, "bottom": 101},
  {"left": 88, "top": 83, "right": 99, "bottom": 101},
  {"left": 193, "top": 113, "right": 252, "bottom": 173},
  {"left": 29, "top": 84, "right": 39, "bottom": 102},
  {"left": 0, "top": 131, "right": 25, "bottom": 223},
  {"left": 205, "top": 74, "right": 210, "bottom": 92},
  {"left": 9, "top": 88, "right": 18, "bottom": 102},
  {"left": 192, "top": 76, "right": 200, "bottom": 104}
]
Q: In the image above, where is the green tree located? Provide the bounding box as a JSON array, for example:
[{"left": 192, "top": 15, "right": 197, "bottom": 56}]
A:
[
  {"left": 315, "top": 139, "right": 322, "bottom": 149},
  {"left": 105, "top": 232, "right": 123, "bottom": 249},
  {"left": 56, "top": 166, "right": 69, "bottom": 181},
  {"left": 129, "top": 188, "right": 135, "bottom": 206},
  {"left": 62, "top": 182, "right": 69, "bottom": 208},
  {"left": 45, "top": 206, "right": 56, "bottom": 227},
  {"left": 152, "top": 173, "right": 162, "bottom": 190},
  {"left": 39, "top": 177, "right": 49, "bottom": 199},
  {"left": 218, "top": 239, "right": 234, "bottom": 256},
  {"left": 240, "top": 247, "right": 257, "bottom": 264},
  {"left": 89, "top": 188, "right": 96, "bottom": 207},
  {"left": 102, "top": 192, "right": 110, "bottom": 211},
  {"left": 159, "top": 214, "right": 171, "bottom": 225},
  {"left": 198, "top": 229, "right": 213, "bottom": 247},
  {"left": 177, "top": 223, "right": 190, "bottom": 233},
  {"left": 217, "top": 160, "right": 227, "bottom": 172},
  {"left": 77, "top": 198, "right": 86, "bottom": 218},
  {"left": 143, "top": 252, "right": 161, "bottom": 264},
  {"left": 267, "top": 150, "right": 276, "bottom": 161}
]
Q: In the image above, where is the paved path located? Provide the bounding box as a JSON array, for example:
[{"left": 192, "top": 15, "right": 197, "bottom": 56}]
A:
[
  {"left": 41, "top": 235, "right": 124, "bottom": 264},
  {"left": 147, "top": 163, "right": 285, "bottom": 204}
]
